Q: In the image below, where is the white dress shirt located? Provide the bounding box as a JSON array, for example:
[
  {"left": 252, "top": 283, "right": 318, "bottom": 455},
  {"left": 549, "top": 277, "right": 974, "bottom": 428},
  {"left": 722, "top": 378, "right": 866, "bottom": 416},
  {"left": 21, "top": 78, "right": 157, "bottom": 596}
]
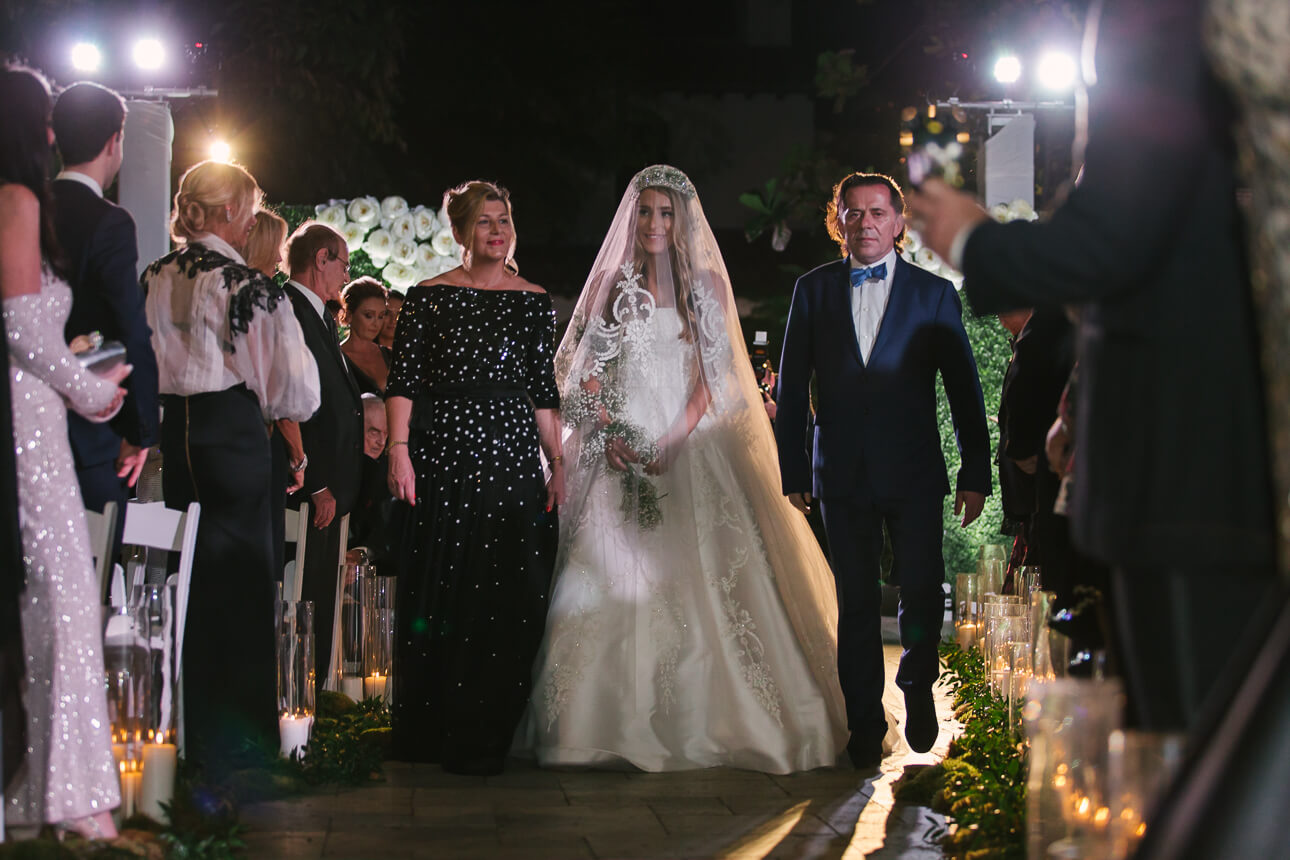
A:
[
  {"left": 849, "top": 248, "right": 898, "bottom": 364},
  {"left": 54, "top": 169, "right": 104, "bottom": 198}
]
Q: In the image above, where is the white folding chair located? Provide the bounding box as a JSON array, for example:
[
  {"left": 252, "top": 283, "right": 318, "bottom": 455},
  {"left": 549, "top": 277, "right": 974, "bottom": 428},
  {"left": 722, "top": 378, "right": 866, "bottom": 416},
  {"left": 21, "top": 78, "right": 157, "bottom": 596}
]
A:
[
  {"left": 85, "top": 500, "right": 118, "bottom": 605},
  {"left": 121, "top": 501, "right": 200, "bottom": 753},
  {"left": 282, "top": 502, "right": 310, "bottom": 604}
]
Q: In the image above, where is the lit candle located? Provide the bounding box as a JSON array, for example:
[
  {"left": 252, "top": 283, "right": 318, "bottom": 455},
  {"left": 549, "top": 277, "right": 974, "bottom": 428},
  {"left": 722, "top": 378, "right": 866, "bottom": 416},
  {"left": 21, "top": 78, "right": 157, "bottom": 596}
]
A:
[
  {"left": 112, "top": 743, "right": 126, "bottom": 769},
  {"left": 279, "top": 713, "right": 313, "bottom": 758},
  {"left": 955, "top": 623, "right": 978, "bottom": 649},
  {"left": 119, "top": 762, "right": 141, "bottom": 819},
  {"left": 139, "top": 742, "right": 178, "bottom": 823},
  {"left": 363, "top": 672, "right": 387, "bottom": 700}
]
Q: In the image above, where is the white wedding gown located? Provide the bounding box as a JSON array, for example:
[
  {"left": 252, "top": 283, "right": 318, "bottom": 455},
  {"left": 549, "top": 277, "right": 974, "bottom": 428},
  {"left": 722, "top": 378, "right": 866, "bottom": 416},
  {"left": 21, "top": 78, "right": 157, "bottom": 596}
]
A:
[{"left": 526, "top": 308, "right": 850, "bottom": 774}]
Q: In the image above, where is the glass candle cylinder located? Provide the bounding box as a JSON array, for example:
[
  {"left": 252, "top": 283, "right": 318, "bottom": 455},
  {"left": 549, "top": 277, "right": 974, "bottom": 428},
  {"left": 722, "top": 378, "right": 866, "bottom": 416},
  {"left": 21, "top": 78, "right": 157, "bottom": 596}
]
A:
[
  {"left": 978, "top": 556, "right": 1006, "bottom": 598},
  {"left": 131, "top": 581, "right": 179, "bottom": 822},
  {"left": 278, "top": 600, "right": 315, "bottom": 757},
  {"left": 1024, "top": 678, "right": 1124, "bottom": 860},
  {"left": 336, "top": 562, "right": 372, "bottom": 699},
  {"left": 1106, "top": 730, "right": 1186, "bottom": 859},
  {"left": 361, "top": 575, "right": 396, "bottom": 705},
  {"left": 1018, "top": 565, "right": 1043, "bottom": 602}
]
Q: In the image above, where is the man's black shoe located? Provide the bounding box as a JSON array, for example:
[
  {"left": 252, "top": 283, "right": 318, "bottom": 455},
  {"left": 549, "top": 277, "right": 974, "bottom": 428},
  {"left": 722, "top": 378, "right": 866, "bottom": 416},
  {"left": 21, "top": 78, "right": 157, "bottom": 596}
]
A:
[
  {"left": 846, "top": 734, "right": 883, "bottom": 770},
  {"left": 904, "top": 688, "right": 938, "bottom": 753}
]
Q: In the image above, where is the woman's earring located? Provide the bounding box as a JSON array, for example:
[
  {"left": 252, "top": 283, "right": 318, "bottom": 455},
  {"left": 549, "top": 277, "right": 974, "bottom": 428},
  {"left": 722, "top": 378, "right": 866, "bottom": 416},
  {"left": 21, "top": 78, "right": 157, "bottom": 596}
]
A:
[{"left": 225, "top": 205, "right": 233, "bottom": 222}]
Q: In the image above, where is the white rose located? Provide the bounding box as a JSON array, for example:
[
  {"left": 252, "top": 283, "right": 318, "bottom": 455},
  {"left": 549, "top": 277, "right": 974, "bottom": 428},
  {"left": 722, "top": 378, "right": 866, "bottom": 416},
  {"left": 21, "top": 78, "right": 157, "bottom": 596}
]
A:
[
  {"left": 412, "top": 206, "right": 439, "bottom": 240},
  {"left": 314, "top": 198, "right": 344, "bottom": 214},
  {"left": 433, "top": 255, "right": 460, "bottom": 276},
  {"left": 989, "top": 203, "right": 1011, "bottom": 222},
  {"left": 316, "top": 203, "right": 348, "bottom": 229},
  {"left": 389, "top": 213, "right": 417, "bottom": 243},
  {"left": 903, "top": 229, "right": 923, "bottom": 255},
  {"left": 340, "top": 221, "right": 367, "bottom": 253},
  {"left": 382, "top": 261, "right": 419, "bottom": 290},
  {"left": 914, "top": 247, "right": 939, "bottom": 269},
  {"left": 1009, "top": 199, "right": 1037, "bottom": 221},
  {"left": 947, "top": 271, "right": 965, "bottom": 291},
  {"left": 348, "top": 196, "right": 380, "bottom": 226},
  {"left": 363, "top": 228, "right": 394, "bottom": 264},
  {"left": 380, "top": 196, "right": 410, "bottom": 222},
  {"left": 391, "top": 237, "right": 418, "bottom": 266},
  {"left": 415, "top": 241, "right": 439, "bottom": 270},
  {"left": 431, "top": 227, "right": 458, "bottom": 257}
]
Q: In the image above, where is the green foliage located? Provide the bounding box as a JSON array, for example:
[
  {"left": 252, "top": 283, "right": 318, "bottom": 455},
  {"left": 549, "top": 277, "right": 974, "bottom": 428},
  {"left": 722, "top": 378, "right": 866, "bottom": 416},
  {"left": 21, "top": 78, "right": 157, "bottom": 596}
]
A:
[
  {"left": 815, "top": 50, "right": 870, "bottom": 113},
  {"left": 939, "top": 305, "right": 1012, "bottom": 581},
  {"left": 934, "top": 643, "right": 1028, "bottom": 859},
  {"left": 280, "top": 695, "right": 391, "bottom": 786}
]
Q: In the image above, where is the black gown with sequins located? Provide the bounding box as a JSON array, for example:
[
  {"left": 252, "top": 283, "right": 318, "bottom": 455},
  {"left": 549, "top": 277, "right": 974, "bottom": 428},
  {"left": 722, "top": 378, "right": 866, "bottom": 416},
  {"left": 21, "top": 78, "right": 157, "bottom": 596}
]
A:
[{"left": 386, "top": 284, "right": 559, "bottom": 772}]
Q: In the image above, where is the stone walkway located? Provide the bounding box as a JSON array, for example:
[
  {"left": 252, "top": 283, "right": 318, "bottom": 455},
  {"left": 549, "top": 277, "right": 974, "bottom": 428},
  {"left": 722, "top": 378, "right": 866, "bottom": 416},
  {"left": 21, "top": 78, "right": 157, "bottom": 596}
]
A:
[{"left": 242, "top": 643, "right": 957, "bottom": 859}]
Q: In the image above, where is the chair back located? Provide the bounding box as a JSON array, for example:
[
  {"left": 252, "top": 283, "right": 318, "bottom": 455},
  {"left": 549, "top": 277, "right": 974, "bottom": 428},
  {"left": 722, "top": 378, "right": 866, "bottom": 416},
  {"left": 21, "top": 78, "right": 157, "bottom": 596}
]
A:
[
  {"left": 121, "top": 500, "right": 201, "bottom": 752},
  {"left": 85, "top": 500, "right": 118, "bottom": 604},
  {"left": 282, "top": 503, "right": 310, "bottom": 604}
]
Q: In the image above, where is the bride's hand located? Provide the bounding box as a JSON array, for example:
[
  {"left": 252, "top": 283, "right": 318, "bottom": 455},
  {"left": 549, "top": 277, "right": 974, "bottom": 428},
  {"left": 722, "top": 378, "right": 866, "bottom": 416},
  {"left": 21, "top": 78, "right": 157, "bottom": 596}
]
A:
[{"left": 605, "top": 436, "right": 640, "bottom": 472}]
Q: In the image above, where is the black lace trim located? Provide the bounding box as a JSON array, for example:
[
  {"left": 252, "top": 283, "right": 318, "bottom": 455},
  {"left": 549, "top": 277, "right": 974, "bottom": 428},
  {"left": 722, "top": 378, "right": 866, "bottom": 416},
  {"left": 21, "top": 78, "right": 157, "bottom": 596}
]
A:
[{"left": 140, "top": 244, "right": 288, "bottom": 351}]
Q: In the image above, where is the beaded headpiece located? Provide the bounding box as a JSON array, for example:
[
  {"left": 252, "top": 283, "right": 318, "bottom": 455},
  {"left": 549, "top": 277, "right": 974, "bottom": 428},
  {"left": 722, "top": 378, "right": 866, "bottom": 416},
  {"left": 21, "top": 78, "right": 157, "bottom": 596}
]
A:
[{"left": 632, "top": 164, "right": 696, "bottom": 199}]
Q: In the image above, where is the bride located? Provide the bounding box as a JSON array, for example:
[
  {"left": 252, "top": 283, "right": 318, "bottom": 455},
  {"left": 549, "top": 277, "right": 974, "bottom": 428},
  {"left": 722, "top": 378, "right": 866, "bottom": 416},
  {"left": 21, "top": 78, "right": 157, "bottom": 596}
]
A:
[{"left": 527, "top": 166, "right": 852, "bottom": 773}]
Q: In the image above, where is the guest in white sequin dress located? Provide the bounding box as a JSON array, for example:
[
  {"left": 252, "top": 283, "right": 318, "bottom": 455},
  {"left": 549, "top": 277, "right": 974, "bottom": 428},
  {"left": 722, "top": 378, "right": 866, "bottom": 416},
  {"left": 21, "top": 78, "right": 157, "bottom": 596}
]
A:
[{"left": 1, "top": 65, "right": 130, "bottom": 839}]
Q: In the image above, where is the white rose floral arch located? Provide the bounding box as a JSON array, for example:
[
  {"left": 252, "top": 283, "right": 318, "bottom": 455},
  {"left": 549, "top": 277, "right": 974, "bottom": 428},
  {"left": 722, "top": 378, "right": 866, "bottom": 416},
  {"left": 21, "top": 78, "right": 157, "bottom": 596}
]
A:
[{"left": 289, "top": 194, "right": 465, "bottom": 291}]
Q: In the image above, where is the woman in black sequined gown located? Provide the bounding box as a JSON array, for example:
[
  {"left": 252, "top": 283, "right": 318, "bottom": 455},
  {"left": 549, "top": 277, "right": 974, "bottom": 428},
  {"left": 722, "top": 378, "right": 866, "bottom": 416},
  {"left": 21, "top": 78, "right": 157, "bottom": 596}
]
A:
[{"left": 385, "top": 181, "right": 563, "bottom": 775}]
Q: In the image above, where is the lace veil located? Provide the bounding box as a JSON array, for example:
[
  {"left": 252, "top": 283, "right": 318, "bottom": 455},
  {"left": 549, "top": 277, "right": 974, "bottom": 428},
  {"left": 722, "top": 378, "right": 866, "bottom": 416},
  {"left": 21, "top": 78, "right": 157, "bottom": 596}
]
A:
[{"left": 553, "top": 166, "right": 847, "bottom": 731}]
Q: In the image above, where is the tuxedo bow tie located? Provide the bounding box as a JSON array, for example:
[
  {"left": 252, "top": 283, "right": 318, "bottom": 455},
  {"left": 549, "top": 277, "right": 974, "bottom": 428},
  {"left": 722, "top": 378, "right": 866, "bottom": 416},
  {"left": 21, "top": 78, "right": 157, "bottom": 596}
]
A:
[{"left": 850, "top": 263, "right": 887, "bottom": 286}]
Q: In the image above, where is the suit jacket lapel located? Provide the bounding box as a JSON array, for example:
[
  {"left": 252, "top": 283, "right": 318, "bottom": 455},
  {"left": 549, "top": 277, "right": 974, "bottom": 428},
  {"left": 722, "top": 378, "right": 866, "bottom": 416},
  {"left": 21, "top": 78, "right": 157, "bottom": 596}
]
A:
[
  {"left": 831, "top": 261, "right": 865, "bottom": 367},
  {"left": 868, "top": 256, "right": 910, "bottom": 365},
  {"left": 292, "top": 287, "right": 353, "bottom": 388}
]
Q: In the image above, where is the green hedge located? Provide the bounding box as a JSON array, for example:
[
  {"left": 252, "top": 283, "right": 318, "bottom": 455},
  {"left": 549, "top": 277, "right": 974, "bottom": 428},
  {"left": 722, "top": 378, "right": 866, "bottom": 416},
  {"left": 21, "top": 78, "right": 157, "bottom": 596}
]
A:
[{"left": 939, "top": 304, "right": 1012, "bottom": 580}]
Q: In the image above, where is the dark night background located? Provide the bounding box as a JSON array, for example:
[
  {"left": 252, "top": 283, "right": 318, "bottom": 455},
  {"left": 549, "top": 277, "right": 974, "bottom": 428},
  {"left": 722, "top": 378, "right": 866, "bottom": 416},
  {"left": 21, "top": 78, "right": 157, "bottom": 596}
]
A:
[
  {"left": 0, "top": 0, "right": 1090, "bottom": 570},
  {"left": 2, "top": 0, "right": 1086, "bottom": 301}
]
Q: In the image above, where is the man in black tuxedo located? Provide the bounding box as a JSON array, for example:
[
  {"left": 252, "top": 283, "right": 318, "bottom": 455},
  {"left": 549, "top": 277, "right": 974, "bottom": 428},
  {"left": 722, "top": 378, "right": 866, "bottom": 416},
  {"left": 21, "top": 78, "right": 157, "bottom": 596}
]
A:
[
  {"left": 51, "top": 82, "right": 159, "bottom": 554},
  {"left": 775, "top": 173, "right": 992, "bottom": 766},
  {"left": 284, "top": 223, "right": 364, "bottom": 691},
  {"left": 911, "top": 0, "right": 1276, "bottom": 732}
]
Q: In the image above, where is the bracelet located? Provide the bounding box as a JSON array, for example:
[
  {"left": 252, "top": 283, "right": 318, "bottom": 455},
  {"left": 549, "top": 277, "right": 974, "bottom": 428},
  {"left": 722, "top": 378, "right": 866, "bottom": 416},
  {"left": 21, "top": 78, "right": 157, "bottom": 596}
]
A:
[
  {"left": 290, "top": 454, "right": 308, "bottom": 473},
  {"left": 386, "top": 440, "right": 409, "bottom": 454}
]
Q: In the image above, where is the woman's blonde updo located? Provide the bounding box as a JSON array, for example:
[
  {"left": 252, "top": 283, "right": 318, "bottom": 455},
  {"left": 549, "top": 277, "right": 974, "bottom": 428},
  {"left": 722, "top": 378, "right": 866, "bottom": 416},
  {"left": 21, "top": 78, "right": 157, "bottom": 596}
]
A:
[
  {"left": 444, "top": 180, "right": 518, "bottom": 273},
  {"left": 170, "top": 160, "right": 262, "bottom": 244}
]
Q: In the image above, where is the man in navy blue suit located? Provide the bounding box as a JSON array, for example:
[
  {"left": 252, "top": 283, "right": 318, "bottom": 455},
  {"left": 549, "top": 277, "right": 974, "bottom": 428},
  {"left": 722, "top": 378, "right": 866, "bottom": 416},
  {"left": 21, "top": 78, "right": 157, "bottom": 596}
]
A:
[
  {"left": 775, "top": 173, "right": 991, "bottom": 766},
  {"left": 52, "top": 82, "right": 159, "bottom": 555}
]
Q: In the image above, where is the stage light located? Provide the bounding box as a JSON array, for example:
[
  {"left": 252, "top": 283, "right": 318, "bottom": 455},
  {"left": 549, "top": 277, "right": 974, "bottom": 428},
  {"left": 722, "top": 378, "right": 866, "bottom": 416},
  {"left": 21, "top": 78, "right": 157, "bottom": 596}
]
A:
[
  {"left": 132, "top": 38, "right": 165, "bottom": 70},
  {"left": 70, "top": 42, "right": 102, "bottom": 72},
  {"left": 993, "top": 56, "right": 1021, "bottom": 84},
  {"left": 1036, "top": 50, "right": 1077, "bottom": 91},
  {"left": 210, "top": 140, "right": 232, "bottom": 163}
]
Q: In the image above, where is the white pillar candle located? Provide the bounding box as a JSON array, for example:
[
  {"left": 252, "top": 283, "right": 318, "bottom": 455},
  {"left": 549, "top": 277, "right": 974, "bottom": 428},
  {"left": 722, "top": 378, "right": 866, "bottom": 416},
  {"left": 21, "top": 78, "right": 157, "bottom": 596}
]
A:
[
  {"left": 138, "top": 742, "right": 178, "bottom": 822},
  {"left": 119, "top": 764, "right": 141, "bottom": 819},
  {"left": 279, "top": 714, "right": 313, "bottom": 758},
  {"left": 363, "top": 673, "right": 387, "bottom": 700}
]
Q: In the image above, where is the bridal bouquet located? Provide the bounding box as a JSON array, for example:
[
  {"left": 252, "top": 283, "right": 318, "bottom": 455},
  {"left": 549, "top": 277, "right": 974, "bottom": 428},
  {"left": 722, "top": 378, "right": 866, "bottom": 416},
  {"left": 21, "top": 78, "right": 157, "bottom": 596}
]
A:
[
  {"left": 602, "top": 421, "right": 665, "bottom": 531},
  {"left": 562, "top": 386, "right": 665, "bottom": 531}
]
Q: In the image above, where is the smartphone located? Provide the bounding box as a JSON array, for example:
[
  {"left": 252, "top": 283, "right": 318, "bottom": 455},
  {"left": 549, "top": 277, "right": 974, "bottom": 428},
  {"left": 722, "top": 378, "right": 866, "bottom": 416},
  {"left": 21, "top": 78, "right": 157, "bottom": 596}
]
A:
[
  {"left": 900, "top": 104, "right": 968, "bottom": 190},
  {"left": 77, "top": 340, "right": 127, "bottom": 375}
]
